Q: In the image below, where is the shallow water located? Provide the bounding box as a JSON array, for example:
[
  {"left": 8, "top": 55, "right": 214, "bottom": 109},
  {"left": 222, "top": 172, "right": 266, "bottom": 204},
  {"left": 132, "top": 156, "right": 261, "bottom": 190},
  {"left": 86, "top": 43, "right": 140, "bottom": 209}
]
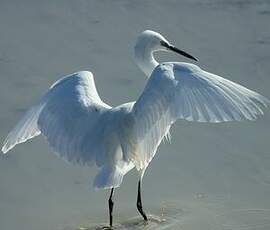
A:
[
  {"left": 1, "top": 0, "right": 270, "bottom": 230},
  {"left": 67, "top": 215, "right": 170, "bottom": 230},
  {"left": 61, "top": 203, "right": 185, "bottom": 230}
]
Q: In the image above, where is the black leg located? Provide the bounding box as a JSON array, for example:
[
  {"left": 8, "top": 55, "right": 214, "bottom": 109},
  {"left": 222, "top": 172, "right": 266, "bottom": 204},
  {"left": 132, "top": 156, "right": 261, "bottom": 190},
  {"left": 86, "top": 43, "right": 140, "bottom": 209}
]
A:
[
  {"left": 136, "top": 180, "right": 148, "bottom": 221},
  {"left": 108, "top": 188, "right": 114, "bottom": 227}
]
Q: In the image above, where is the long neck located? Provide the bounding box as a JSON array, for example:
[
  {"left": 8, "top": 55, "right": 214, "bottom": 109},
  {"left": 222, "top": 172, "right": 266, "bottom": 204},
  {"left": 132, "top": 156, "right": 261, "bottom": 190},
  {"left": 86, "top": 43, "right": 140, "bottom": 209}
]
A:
[{"left": 134, "top": 45, "right": 159, "bottom": 77}]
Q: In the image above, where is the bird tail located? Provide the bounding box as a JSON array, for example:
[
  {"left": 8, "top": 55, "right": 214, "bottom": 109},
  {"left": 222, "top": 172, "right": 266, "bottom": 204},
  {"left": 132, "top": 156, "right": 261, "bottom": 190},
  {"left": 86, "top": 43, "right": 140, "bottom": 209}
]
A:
[{"left": 93, "top": 166, "right": 124, "bottom": 189}]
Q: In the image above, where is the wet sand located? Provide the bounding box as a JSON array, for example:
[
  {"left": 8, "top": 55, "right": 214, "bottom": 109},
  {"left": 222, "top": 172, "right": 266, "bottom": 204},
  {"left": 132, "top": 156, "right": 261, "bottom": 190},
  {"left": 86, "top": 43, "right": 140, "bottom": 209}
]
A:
[{"left": 0, "top": 0, "right": 270, "bottom": 229}]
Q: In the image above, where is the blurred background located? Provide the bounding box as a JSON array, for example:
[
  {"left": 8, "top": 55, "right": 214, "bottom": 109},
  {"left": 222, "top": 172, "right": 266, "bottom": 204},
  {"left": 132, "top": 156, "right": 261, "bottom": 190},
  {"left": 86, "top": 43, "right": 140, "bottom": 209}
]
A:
[{"left": 0, "top": 0, "right": 270, "bottom": 229}]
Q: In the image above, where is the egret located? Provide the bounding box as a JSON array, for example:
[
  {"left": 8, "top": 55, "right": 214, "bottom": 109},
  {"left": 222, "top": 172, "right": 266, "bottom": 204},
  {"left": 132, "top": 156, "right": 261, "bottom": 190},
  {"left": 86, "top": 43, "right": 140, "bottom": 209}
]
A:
[{"left": 2, "top": 30, "right": 269, "bottom": 227}]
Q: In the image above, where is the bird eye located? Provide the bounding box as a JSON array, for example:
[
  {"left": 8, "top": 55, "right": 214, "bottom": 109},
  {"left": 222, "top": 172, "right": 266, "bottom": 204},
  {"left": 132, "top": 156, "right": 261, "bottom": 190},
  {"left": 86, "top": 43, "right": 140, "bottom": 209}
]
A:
[{"left": 160, "top": 40, "right": 170, "bottom": 48}]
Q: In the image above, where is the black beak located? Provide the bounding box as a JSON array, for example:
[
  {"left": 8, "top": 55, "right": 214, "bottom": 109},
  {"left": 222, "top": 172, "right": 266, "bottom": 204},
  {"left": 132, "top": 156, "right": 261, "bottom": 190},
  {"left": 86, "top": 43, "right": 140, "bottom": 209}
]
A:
[{"left": 160, "top": 41, "right": 198, "bottom": 61}]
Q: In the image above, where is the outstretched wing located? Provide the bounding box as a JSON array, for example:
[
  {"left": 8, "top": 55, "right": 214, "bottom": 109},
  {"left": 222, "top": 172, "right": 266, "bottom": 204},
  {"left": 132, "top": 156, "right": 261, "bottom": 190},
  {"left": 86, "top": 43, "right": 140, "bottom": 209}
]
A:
[
  {"left": 131, "top": 63, "right": 269, "bottom": 170},
  {"left": 2, "top": 71, "right": 111, "bottom": 166}
]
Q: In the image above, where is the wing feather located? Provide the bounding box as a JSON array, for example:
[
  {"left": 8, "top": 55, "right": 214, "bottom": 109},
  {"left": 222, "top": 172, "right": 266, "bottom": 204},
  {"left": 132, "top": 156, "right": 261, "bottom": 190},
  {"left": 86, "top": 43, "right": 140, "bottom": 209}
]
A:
[
  {"left": 1, "top": 103, "right": 44, "bottom": 153},
  {"left": 131, "top": 63, "right": 269, "bottom": 170},
  {"left": 2, "top": 71, "right": 112, "bottom": 167}
]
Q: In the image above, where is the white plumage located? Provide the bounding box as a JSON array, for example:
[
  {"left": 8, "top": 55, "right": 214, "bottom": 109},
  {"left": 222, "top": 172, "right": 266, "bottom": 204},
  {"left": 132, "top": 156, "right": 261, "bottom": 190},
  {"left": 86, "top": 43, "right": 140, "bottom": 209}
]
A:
[{"left": 2, "top": 30, "right": 269, "bottom": 190}]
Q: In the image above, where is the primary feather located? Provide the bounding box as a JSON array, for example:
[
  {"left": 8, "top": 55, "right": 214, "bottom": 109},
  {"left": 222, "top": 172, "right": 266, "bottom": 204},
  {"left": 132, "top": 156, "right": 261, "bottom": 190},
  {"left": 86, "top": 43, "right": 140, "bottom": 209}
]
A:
[{"left": 131, "top": 62, "right": 269, "bottom": 170}]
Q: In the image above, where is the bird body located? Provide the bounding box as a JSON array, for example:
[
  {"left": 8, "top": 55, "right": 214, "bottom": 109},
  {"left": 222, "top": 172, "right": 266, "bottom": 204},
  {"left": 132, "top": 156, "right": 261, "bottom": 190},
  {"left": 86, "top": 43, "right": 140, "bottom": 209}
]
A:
[{"left": 2, "top": 30, "right": 269, "bottom": 226}]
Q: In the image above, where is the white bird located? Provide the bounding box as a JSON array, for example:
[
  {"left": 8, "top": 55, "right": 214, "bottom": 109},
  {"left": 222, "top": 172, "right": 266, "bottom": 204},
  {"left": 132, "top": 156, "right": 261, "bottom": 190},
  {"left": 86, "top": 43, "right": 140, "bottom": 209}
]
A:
[{"left": 2, "top": 30, "right": 269, "bottom": 227}]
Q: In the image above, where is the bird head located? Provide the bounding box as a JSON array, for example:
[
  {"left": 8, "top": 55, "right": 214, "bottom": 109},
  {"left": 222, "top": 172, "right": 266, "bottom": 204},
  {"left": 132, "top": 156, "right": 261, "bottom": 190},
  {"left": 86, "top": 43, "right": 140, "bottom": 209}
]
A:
[{"left": 135, "top": 30, "right": 198, "bottom": 61}]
